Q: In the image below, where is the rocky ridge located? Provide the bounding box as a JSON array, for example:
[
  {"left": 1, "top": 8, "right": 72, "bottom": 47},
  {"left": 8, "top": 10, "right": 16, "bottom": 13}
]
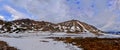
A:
[{"left": 0, "top": 19, "right": 103, "bottom": 35}]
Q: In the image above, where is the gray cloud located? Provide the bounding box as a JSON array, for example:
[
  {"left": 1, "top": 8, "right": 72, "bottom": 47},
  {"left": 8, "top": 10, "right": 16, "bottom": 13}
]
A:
[{"left": 10, "top": 0, "right": 71, "bottom": 22}]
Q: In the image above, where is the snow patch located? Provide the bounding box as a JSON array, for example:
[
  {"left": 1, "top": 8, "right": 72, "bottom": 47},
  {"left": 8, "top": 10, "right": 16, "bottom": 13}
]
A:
[{"left": 0, "top": 37, "right": 82, "bottom": 50}]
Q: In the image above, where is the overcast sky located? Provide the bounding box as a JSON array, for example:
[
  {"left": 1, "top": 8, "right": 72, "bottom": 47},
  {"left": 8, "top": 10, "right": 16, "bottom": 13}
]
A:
[{"left": 0, "top": 0, "right": 120, "bottom": 31}]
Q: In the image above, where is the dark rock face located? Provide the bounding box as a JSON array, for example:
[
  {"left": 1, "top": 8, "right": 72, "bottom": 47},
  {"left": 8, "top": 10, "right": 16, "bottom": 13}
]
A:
[
  {"left": 0, "top": 19, "right": 103, "bottom": 34},
  {"left": 0, "top": 20, "right": 4, "bottom": 25}
]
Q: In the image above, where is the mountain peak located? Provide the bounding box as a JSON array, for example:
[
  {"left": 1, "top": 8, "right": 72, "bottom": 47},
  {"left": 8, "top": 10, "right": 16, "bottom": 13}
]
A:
[{"left": 0, "top": 19, "right": 103, "bottom": 35}]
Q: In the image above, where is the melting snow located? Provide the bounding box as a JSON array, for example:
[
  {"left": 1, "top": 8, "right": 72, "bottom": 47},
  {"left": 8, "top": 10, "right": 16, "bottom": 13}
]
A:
[
  {"left": 0, "top": 37, "right": 82, "bottom": 50},
  {"left": 0, "top": 32, "right": 120, "bottom": 50},
  {"left": 0, "top": 32, "right": 83, "bottom": 50}
]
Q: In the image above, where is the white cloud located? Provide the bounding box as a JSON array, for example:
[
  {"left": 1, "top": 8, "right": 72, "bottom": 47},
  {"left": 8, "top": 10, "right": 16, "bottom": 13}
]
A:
[
  {"left": 10, "top": 0, "right": 70, "bottom": 22},
  {"left": 3, "top": 5, "right": 29, "bottom": 20},
  {"left": 98, "top": 9, "right": 117, "bottom": 30},
  {"left": 0, "top": 15, "right": 5, "bottom": 20}
]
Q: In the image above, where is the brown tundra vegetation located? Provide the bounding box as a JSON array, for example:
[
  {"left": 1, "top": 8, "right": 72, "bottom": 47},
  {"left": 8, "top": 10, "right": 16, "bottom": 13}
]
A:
[
  {"left": 0, "top": 41, "right": 17, "bottom": 50},
  {"left": 52, "top": 37, "right": 120, "bottom": 50}
]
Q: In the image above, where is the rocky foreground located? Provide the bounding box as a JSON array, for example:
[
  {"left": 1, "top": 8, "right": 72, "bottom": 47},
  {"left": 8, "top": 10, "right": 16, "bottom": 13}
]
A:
[
  {"left": 0, "top": 41, "right": 17, "bottom": 50},
  {"left": 52, "top": 37, "right": 120, "bottom": 50}
]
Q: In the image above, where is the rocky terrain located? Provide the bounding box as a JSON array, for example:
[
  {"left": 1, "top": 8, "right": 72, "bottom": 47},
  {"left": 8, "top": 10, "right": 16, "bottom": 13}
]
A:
[
  {"left": 53, "top": 37, "right": 120, "bottom": 50},
  {"left": 0, "top": 19, "right": 103, "bottom": 35},
  {"left": 0, "top": 41, "right": 17, "bottom": 50}
]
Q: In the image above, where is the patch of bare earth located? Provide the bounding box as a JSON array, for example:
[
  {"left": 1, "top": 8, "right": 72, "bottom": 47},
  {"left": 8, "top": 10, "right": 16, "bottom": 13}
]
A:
[
  {"left": 0, "top": 41, "right": 17, "bottom": 50},
  {"left": 52, "top": 37, "right": 120, "bottom": 50}
]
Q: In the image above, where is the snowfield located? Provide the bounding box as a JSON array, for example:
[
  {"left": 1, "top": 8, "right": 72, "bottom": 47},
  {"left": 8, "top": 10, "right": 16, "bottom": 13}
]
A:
[
  {"left": 0, "top": 32, "right": 120, "bottom": 50},
  {"left": 0, "top": 37, "right": 81, "bottom": 50},
  {"left": 0, "top": 32, "right": 83, "bottom": 50}
]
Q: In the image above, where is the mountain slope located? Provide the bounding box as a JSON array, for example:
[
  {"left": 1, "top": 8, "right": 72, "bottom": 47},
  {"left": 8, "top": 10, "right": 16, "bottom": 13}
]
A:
[
  {"left": 57, "top": 20, "right": 103, "bottom": 34},
  {"left": 0, "top": 19, "right": 103, "bottom": 35}
]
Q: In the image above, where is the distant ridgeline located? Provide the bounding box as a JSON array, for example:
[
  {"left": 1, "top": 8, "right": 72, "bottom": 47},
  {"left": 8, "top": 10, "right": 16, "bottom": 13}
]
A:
[
  {"left": 105, "top": 31, "right": 120, "bottom": 35},
  {"left": 0, "top": 19, "right": 103, "bottom": 35}
]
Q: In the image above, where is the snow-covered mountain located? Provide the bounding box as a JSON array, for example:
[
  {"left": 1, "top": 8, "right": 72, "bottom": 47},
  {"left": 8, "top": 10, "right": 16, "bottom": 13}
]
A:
[{"left": 0, "top": 19, "right": 103, "bottom": 35}]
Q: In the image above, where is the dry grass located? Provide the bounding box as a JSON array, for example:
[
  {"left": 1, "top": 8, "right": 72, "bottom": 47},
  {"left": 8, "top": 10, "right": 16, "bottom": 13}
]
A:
[{"left": 53, "top": 37, "right": 120, "bottom": 50}]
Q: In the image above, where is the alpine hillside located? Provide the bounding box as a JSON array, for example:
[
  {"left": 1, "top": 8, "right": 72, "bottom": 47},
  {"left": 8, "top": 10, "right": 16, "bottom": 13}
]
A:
[{"left": 0, "top": 19, "right": 103, "bottom": 35}]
